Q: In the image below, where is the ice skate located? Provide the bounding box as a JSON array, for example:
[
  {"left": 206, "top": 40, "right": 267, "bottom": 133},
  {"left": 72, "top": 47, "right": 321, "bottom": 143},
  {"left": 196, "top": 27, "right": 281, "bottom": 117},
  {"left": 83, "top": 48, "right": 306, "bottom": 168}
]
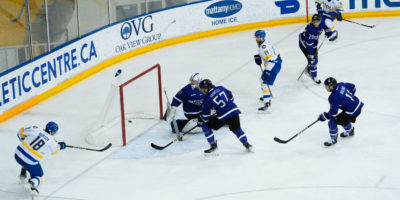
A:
[
  {"left": 306, "top": 69, "right": 321, "bottom": 84},
  {"left": 324, "top": 138, "right": 337, "bottom": 147},
  {"left": 204, "top": 142, "right": 218, "bottom": 156},
  {"left": 258, "top": 101, "right": 271, "bottom": 111},
  {"left": 243, "top": 142, "right": 253, "bottom": 152},
  {"left": 25, "top": 179, "right": 39, "bottom": 196},
  {"left": 340, "top": 127, "right": 355, "bottom": 138},
  {"left": 312, "top": 76, "right": 321, "bottom": 84},
  {"left": 329, "top": 31, "right": 338, "bottom": 41}
]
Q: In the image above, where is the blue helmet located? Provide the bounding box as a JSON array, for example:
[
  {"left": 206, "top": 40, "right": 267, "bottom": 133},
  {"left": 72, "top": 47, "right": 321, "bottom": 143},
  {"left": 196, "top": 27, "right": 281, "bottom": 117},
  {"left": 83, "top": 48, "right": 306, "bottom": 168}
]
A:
[
  {"left": 254, "top": 30, "right": 266, "bottom": 38},
  {"left": 45, "top": 121, "right": 59, "bottom": 133}
]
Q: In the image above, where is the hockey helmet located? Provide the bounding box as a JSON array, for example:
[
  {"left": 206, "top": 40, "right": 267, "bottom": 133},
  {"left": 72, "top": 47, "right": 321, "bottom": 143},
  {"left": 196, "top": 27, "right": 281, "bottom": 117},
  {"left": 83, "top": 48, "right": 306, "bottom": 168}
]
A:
[
  {"left": 312, "top": 14, "right": 322, "bottom": 22},
  {"left": 199, "top": 79, "right": 213, "bottom": 92},
  {"left": 324, "top": 77, "right": 337, "bottom": 88},
  {"left": 189, "top": 73, "right": 202, "bottom": 85},
  {"left": 254, "top": 30, "right": 266, "bottom": 38},
  {"left": 45, "top": 121, "right": 59, "bottom": 134}
]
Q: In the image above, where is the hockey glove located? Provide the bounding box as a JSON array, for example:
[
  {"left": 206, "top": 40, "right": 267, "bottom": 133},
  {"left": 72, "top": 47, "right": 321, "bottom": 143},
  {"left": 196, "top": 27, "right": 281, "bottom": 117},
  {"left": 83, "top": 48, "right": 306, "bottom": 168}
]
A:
[
  {"left": 316, "top": 4, "right": 323, "bottom": 16},
  {"left": 337, "top": 12, "right": 343, "bottom": 21},
  {"left": 58, "top": 142, "right": 66, "bottom": 150},
  {"left": 165, "top": 106, "right": 177, "bottom": 121},
  {"left": 318, "top": 113, "right": 327, "bottom": 122},
  {"left": 170, "top": 106, "right": 177, "bottom": 119},
  {"left": 261, "top": 69, "right": 271, "bottom": 82},
  {"left": 254, "top": 55, "right": 262, "bottom": 66}
]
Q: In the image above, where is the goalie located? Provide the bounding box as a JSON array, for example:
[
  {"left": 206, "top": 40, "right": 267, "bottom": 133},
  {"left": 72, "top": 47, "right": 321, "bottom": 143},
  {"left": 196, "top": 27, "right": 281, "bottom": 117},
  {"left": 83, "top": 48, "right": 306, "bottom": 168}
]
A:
[{"left": 166, "top": 73, "right": 204, "bottom": 134}]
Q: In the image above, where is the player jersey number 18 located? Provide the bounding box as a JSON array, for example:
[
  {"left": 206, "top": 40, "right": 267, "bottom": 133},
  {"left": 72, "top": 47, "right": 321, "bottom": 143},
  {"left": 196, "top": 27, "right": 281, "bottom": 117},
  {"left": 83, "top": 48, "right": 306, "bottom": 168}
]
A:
[{"left": 30, "top": 136, "right": 46, "bottom": 151}]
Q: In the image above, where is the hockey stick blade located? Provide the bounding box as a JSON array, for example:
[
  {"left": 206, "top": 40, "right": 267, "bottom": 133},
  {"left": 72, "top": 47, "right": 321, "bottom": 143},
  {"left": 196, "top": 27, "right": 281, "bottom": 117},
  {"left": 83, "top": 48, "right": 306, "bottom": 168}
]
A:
[
  {"left": 66, "top": 143, "right": 112, "bottom": 152},
  {"left": 151, "top": 143, "right": 167, "bottom": 150},
  {"left": 273, "top": 137, "right": 292, "bottom": 144},
  {"left": 273, "top": 119, "right": 319, "bottom": 144}
]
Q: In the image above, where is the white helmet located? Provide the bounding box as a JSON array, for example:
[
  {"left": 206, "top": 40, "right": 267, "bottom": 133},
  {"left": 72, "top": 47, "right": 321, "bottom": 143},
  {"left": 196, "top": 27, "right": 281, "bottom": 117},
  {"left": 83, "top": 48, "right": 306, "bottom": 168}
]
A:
[{"left": 189, "top": 73, "right": 202, "bottom": 85}]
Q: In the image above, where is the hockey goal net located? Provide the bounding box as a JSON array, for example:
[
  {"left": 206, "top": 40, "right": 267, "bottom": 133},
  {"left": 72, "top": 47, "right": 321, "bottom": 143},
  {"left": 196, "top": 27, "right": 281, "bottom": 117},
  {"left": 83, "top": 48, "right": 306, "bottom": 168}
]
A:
[{"left": 87, "top": 64, "right": 163, "bottom": 146}]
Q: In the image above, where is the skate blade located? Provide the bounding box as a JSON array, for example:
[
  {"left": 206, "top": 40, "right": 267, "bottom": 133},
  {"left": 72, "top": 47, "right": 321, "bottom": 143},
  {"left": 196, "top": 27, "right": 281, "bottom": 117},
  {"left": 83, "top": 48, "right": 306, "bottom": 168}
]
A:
[
  {"left": 246, "top": 148, "right": 255, "bottom": 153},
  {"left": 19, "top": 177, "right": 27, "bottom": 184},
  {"left": 24, "top": 184, "right": 39, "bottom": 196},
  {"left": 204, "top": 152, "right": 219, "bottom": 156},
  {"left": 257, "top": 108, "right": 271, "bottom": 114}
]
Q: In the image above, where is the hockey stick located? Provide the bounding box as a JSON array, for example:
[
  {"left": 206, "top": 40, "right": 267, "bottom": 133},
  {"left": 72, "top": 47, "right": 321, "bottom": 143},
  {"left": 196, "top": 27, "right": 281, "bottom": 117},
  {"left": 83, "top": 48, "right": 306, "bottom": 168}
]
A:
[
  {"left": 273, "top": 119, "right": 319, "bottom": 144},
  {"left": 343, "top": 19, "right": 376, "bottom": 29},
  {"left": 258, "top": 64, "right": 274, "bottom": 98},
  {"left": 163, "top": 88, "right": 181, "bottom": 140},
  {"left": 151, "top": 125, "right": 197, "bottom": 150},
  {"left": 66, "top": 143, "right": 112, "bottom": 152},
  {"left": 297, "top": 37, "right": 326, "bottom": 81}
]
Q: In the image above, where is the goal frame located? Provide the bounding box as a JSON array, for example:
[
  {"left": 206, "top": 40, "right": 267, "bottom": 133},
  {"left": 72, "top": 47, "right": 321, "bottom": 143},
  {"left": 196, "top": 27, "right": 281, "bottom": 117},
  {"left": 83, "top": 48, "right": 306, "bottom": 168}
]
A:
[{"left": 119, "top": 64, "right": 163, "bottom": 146}]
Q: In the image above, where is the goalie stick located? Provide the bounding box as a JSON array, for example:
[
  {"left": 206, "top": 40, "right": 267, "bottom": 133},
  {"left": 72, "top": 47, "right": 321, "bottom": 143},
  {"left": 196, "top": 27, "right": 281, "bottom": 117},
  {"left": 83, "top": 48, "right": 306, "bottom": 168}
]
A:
[
  {"left": 66, "top": 143, "right": 112, "bottom": 152},
  {"left": 151, "top": 125, "right": 197, "bottom": 150},
  {"left": 273, "top": 119, "right": 319, "bottom": 144},
  {"left": 163, "top": 88, "right": 181, "bottom": 140},
  {"left": 297, "top": 36, "right": 326, "bottom": 81}
]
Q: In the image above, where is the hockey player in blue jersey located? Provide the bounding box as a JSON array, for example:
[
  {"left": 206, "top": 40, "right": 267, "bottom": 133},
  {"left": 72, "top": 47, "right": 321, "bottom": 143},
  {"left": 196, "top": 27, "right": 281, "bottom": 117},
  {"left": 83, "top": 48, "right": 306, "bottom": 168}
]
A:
[
  {"left": 318, "top": 77, "right": 364, "bottom": 146},
  {"left": 316, "top": 0, "right": 343, "bottom": 41},
  {"left": 299, "top": 14, "right": 335, "bottom": 84},
  {"left": 14, "top": 121, "right": 66, "bottom": 195},
  {"left": 169, "top": 73, "right": 204, "bottom": 134},
  {"left": 254, "top": 30, "right": 282, "bottom": 111},
  {"left": 197, "top": 79, "right": 252, "bottom": 154}
]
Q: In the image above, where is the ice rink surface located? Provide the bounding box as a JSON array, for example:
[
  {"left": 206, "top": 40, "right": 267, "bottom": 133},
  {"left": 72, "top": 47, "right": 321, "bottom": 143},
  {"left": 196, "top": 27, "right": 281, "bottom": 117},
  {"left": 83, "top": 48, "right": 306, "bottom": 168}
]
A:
[{"left": 1, "top": 17, "right": 400, "bottom": 200}]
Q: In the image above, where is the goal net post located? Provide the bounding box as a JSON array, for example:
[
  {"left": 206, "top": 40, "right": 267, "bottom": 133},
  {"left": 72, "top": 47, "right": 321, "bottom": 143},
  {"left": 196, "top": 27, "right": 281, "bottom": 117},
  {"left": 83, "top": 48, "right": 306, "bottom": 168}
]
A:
[{"left": 86, "top": 64, "right": 163, "bottom": 146}]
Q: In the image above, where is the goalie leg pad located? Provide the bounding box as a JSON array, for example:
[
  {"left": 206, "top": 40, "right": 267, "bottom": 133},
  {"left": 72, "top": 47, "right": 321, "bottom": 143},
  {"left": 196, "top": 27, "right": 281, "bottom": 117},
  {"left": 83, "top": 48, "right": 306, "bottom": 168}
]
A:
[
  {"left": 170, "top": 119, "right": 189, "bottom": 133},
  {"left": 181, "top": 118, "right": 202, "bottom": 133}
]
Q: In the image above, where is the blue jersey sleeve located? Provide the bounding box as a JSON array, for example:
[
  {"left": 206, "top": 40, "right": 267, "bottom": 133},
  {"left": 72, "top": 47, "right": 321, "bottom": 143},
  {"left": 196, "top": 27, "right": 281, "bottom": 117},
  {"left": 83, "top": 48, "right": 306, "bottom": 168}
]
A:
[
  {"left": 343, "top": 82, "right": 356, "bottom": 95},
  {"left": 324, "top": 94, "right": 339, "bottom": 119},
  {"left": 226, "top": 88, "right": 234, "bottom": 101},
  {"left": 171, "top": 89, "right": 187, "bottom": 107},
  {"left": 201, "top": 98, "right": 212, "bottom": 122}
]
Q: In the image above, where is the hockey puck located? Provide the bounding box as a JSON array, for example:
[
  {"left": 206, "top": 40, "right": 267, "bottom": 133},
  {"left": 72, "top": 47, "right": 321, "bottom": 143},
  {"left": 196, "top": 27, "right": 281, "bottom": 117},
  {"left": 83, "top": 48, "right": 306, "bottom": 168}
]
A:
[{"left": 128, "top": 120, "right": 132, "bottom": 123}]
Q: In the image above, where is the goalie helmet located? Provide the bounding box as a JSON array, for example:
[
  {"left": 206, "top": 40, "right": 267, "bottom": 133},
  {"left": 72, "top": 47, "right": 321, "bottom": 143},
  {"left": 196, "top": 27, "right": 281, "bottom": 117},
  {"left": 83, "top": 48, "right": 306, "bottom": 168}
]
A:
[
  {"left": 199, "top": 79, "right": 213, "bottom": 92},
  {"left": 324, "top": 77, "right": 337, "bottom": 88},
  {"left": 45, "top": 121, "right": 59, "bottom": 134},
  {"left": 189, "top": 73, "right": 202, "bottom": 85}
]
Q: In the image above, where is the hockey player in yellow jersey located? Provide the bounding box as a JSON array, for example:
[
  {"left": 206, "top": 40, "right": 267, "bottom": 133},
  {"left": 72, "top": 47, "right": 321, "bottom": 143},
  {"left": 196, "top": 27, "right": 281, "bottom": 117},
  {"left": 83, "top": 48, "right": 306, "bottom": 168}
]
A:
[
  {"left": 253, "top": 30, "right": 282, "bottom": 111},
  {"left": 14, "top": 121, "right": 66, "bottom": 195},
  {"left": 315, "top": 0, "right": 344, "bottom": 41}
]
